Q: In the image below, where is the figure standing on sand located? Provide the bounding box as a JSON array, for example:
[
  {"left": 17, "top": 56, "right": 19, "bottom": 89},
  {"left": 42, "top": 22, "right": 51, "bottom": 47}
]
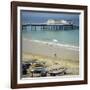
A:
[{"left": 54, "top": 53, "right": 57, "bottom": 57}]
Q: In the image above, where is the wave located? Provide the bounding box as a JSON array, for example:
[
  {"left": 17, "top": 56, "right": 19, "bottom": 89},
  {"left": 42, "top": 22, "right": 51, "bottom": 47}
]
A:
[{"left": 23, "top": 39, "right": 79, "bottom": 51}]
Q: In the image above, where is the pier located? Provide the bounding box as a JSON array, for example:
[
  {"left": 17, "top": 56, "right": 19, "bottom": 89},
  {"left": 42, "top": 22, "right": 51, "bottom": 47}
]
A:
[
  {"left": 22, "top": 23, "right": 74, "bottom": 31},
  {"left": 22, "top": 19, "right": 78, "bottom": 31}
]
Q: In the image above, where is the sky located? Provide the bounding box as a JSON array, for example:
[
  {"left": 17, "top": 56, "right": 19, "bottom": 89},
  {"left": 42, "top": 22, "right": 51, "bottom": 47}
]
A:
[{"left": 21, "top": 10, "right": 80, "bottom": 26}]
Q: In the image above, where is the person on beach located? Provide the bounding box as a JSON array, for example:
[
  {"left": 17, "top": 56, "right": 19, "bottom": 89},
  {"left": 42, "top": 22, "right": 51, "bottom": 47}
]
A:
[{"left": 54, "top": 53, "right": 56, "bottom": 57}]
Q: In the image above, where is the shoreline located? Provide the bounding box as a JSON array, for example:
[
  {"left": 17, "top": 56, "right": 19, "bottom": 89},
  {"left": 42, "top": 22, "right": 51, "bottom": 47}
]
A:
[
  {"left": 22, "top": 39, "right": 79, "bottom": 61},
  {"left": 23, "top": 39, "right": 79, "bottom": 50}
]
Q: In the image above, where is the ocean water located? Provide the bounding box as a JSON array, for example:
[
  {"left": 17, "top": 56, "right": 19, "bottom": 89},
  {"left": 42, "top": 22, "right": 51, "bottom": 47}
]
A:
[{"left": 22, "top": 29, "right": 79, "bottom": 47}]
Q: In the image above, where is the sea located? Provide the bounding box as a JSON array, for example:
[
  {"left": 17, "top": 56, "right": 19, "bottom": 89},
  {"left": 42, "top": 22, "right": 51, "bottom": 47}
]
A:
[{"left": 22, "top": 29, "right": 79, "bottom": 47}]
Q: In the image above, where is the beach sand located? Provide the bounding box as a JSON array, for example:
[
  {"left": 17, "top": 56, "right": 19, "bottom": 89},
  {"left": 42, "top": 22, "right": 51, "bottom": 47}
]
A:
[
  {"left": 22, "top": 39, "right": 79, "bottom": 61},
  {"left": 22, "top": 39, "right": 79, "bottom": 76}
]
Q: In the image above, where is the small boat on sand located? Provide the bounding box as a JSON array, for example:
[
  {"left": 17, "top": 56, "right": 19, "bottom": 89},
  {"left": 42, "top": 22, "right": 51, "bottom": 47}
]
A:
[{"left": 48, "top": 68, "right": 67, "bottom": 76}]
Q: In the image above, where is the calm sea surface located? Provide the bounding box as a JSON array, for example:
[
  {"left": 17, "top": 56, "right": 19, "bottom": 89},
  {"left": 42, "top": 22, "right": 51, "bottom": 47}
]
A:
[{"left": 22, "top": 29, "right": 79, "bottom": 47}]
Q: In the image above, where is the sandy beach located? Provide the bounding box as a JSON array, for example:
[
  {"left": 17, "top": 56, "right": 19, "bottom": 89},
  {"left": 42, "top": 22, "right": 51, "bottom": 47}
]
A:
[
  {"left": 22, "top": 39, "right": 79, "bottom": 61},
  {"left": 21, "top": 39, "right": 79, "bottom": 76}
]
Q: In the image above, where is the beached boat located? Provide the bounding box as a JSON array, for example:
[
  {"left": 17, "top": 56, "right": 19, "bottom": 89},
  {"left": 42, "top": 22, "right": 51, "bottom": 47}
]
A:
[
  {"left": 30, "top": 67, "right": 47, "bottom": 77},
  {"left": 49, "top": 68, "right": 67, "bottom": 76}
]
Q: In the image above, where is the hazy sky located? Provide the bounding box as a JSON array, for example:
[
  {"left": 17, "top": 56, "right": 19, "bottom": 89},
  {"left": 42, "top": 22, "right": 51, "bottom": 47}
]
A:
[{"left": 21, "top": 10, "right": 80, "bottom": 26}]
